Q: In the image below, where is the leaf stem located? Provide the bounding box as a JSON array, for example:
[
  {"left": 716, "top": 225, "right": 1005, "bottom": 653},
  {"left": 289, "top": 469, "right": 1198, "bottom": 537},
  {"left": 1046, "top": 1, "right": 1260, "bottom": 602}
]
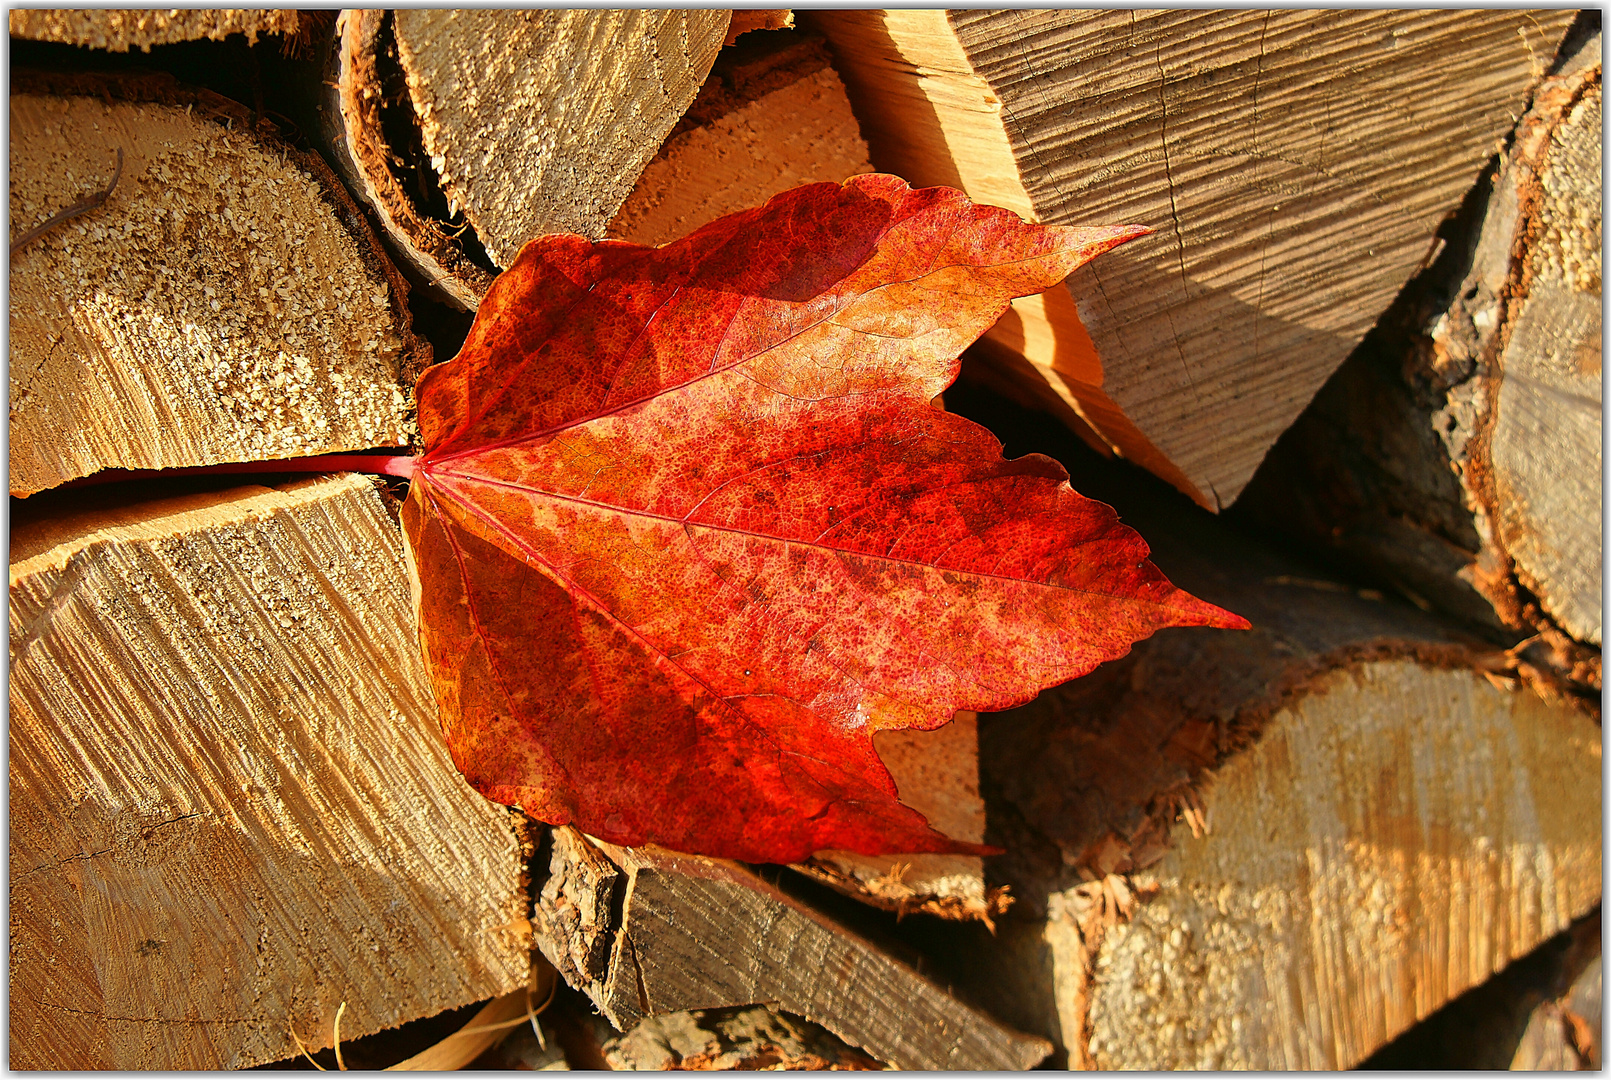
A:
[{"left": 57, "top": 451, "right": 418, "bottom": 492}]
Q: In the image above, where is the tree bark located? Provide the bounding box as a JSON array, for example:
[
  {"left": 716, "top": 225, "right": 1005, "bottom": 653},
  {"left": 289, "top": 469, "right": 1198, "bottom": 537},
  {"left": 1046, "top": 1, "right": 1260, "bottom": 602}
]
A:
[
  {"left": 602, "top": 1002, "right": 883, "bottom": 1070},
  {"left": 318, "top": 10, "right": 729, "bottom": 308},
  {"left": 9, "top": 71, "right": 423, "bottom": 497},
  {"left": 9, "top": 475, "right": 532, "bottom": 1069},
  {"left": 808, "top": 9, "right": 1576, "bottom": 510}
]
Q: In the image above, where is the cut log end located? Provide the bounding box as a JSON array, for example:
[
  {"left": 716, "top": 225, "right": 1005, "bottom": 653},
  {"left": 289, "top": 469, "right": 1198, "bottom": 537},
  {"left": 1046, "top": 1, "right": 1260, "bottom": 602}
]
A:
[
  {"left": 392, "top": 9, "right": 730, "bottom": 266},
  {"left": 9, "top": 475, "right": 530, "bottom": 1069},
  {"left": 812, "top": 8, "right": 1578, "bottom": 509},
  {"left": 607, "top": 32, "right": 873, "bottom": 248},
  {"left": 9, "top": 8, "right": 305, "bottom": 51},
  {"left": 9, "top": 74, "right": 422, "bottom": 498},
  {"left": 1085, "top": 660, "right": 1601, "bottom": 1070}
]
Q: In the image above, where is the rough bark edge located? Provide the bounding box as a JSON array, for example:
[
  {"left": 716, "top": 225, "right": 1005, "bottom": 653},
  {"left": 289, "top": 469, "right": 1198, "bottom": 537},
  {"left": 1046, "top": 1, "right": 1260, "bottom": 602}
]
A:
[
  {"left": 1231, "top": 44, "right": 1600, "bottom": 707},
  {"left": 1068, "top": 638, "right": 1505, "bottom": 882},
  {"left": 601, "top": 1002, "right": 885, "bottom": 1071},
  {"left": 724, "top": 10, "right": 794, "bottom": 48},
  {"left": 789, "top": 860, "right": 1013, "bottom": 928},
  {"left": 317, "top": 10, "right": 496, "bottom": 311},
  {"left": 1449, "top": 62, "right": 1602, "bottom": 694},
  {"left": 531, "top": 829, "right": 1054, "bottom": 1070},
  {"left": 11, "top": 66, "right": 433, "bottom": 440},
  {"left": 1055, "top": 637, "right": 1585, "bottom": 1067}
]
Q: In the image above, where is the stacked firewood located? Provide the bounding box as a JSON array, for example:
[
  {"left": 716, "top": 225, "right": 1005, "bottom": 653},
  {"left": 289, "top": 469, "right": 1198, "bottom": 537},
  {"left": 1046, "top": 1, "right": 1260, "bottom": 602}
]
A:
[{"left": 10, "top": 9, "right": 1600, "bottom": 1070}]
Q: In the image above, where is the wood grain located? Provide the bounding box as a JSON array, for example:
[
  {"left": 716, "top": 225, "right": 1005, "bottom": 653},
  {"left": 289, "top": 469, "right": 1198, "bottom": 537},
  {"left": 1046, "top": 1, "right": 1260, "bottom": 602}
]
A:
[
  {"left": 1087, "top": 660, "right": 1601, "bottom": 1070},
  {"left": 1235, "top": 34, "right": 1601, "bottom": 676},
  {"left": 799, "top": 714, "right": 1006, "bottom": 924},
  {"left": 392, "top": 9, "right": 729, "bottom": 268},
  {"left": 813, "top": 9, "right": 1575, "bottom": 508},
  {"left": 9, "top": 78, "right": 418, "bottom": 497},
  {"left": 532, "top": 829, "right": 1051, "bottom": 1070},
  {"left": 608, "top": 34, "right": 872, "bottom": 248},
  {"left": 936, "top": 376, "right": 1600, "bottom": 1068},
  {"left": 9, "top": 9, "right": 303, "bottom": 50},
  {"left": 9, "top": 475, "right": 530, "bottom": 1069}
]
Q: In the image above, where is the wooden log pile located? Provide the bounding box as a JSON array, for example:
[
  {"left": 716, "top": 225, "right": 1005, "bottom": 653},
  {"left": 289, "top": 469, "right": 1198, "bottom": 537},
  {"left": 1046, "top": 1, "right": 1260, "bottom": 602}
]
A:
[{"left": 9, "top": 9, "right": 1600, "bottom": 1070}]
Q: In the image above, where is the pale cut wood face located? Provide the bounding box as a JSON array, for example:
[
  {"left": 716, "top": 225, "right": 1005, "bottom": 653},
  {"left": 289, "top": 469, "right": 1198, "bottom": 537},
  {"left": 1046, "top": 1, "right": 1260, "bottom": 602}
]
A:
[
  {"left": 8, "top": 92, "right": 415, "bottom": 497},
  {"left": 804, "top": 714, "right": 998, "bottom": 922},
  {"left": 392, "top": 9, "right": 730, "bottom": 267},
  {"left": 8, "top": 8, "right": 303, "bottom": 50},
  {"left": 1224, "top": 41, "right": 1600, "bottom": 660},
  {"left": 9, "top": 476, "right": 530, "bottom": 1069},
  {"left": 955, "top": 9, "right": 1576, "bottom": 509},
  {"left": 812, "top": 9, "right": 1577, "bottom": 510},
  {"left": 609, "top": 61, "right": 875, "bottom": 249},
  {"left": 1087, "top": 661, "right": 1602, "bottom": 1070}
]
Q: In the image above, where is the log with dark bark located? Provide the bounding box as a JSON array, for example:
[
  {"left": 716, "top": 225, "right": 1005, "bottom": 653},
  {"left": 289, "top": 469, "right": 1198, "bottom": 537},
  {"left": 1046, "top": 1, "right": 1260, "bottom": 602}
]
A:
[
  {"left": 317, "top": 9, "right": 729, "bottom": 309},
  {"left": 602, "top": 1003, "right": 883, "bottom": 1071},
  {"left": 530, "top": 827, "right": 1052, "bottom": 1071}
]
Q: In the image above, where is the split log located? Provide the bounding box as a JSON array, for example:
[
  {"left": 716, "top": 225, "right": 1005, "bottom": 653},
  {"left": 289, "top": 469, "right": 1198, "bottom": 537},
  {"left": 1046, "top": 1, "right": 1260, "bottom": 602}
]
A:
[
  {"left": 797, "top": 713, "right": 1009, "bottom": 925},
  {"left": 9, "top": 71, "right": 421, "bottom": 498},
  {"left": 607, "top": 30, "right": 872, "bottom": 247},
  {"left": 318, "top": 9, "right": 728, "bottom": 308},
  {"left": 1356, "top": 908, "right": 1599, "bottom": 1069},
  {"left": 9, "top": 474, "right": 531, "bottom": 1070},
  {"left": 8, "top": 8, "right": 304, "bottom": 51},
  {"left": 602, "top": 1004, "right": 882, "bottom": 1071},
  {"left": 531, "top": 827, "right": 1051, "bottom": 1070},
  {"left": 807, "top": 9, "right": 1576, "bottom": 509},
  {"left": 1079, "top": 659, "right": 1599, "bottom": 1070},
  {"left": 1237, "top": 32, "right": 1601, "bottom": 678},
  {"left": 934, "top": 377, "right": 1602, "bottom": 1069}
]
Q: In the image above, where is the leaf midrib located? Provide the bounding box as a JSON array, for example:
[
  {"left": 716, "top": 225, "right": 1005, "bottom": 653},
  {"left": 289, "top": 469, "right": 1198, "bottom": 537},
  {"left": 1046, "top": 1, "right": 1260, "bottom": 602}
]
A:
[{"left": 424, "top": 468, "right": 1196, "bottom": 611}]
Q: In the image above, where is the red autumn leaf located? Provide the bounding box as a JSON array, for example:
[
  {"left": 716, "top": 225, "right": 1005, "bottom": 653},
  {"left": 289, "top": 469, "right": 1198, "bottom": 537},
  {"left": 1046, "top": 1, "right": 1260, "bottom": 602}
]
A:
[{"left": 398, "top": 174, "right": 1247, "bottom": 864}]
